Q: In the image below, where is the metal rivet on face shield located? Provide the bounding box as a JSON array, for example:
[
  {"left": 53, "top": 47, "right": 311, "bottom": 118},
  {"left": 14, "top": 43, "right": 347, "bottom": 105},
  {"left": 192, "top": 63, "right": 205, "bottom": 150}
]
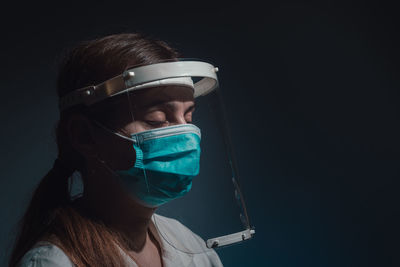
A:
[
  {"left": 127, "top": 71, "right": 135, "bottom": 77},
  {"left": 213, "top": 67, "right": 219, "bottom": 72},
  {"left": 86, "top": 90, "right": 91, "bottom": 95}
]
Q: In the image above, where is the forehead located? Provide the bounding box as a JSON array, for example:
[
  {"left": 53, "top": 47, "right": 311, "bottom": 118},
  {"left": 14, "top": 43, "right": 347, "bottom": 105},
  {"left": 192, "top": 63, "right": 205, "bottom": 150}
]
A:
[
  {"left": 130, "top": 85, "right": 194, "bottom": 110},
  {"left": 89, "top": 85, "right": 194, "bottom": 126}
]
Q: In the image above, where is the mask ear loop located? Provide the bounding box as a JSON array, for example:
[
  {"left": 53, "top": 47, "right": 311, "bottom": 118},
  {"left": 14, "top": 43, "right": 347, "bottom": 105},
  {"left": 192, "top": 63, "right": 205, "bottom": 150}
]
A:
[
  {"left": 93, "top": 155, "right": 120, "bottom": 178},
  {"left": 126, "top": 91, "right": 150, "bottom": 194},
  {"left": 88, "top": 121, "right": 133, "bottom": 178}
]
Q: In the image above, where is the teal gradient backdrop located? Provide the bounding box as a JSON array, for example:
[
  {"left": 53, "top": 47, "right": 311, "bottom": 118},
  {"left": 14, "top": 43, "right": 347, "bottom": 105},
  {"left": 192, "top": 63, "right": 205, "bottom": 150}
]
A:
[{"left": 1, "top": 1, "right": 399, "bottom": 266}]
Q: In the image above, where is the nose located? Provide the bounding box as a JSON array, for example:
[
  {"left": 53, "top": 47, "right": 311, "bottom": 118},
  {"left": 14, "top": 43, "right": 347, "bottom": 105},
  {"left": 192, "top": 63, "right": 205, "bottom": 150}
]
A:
[
  {"left": 164, "top": 100, "right": 194, "bottom": 126},
  {"left": 170, "top": 112, "right": 187, "bottom": 125}
]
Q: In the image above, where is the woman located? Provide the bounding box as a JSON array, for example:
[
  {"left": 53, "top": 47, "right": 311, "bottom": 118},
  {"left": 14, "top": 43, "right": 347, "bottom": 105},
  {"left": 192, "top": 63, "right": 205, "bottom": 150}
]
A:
[{"left": 9, "top": 33, "right": 223, "bottom": 267}]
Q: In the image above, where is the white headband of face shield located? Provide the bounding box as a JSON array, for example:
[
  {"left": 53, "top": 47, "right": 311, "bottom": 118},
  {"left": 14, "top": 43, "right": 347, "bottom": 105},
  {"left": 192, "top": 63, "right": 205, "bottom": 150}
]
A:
[
  {"left": 123, "top": 77, "right": 194, "bottom": 92},
  {"left": 58, "top": 60, "right": 218, "bottom": 111}
]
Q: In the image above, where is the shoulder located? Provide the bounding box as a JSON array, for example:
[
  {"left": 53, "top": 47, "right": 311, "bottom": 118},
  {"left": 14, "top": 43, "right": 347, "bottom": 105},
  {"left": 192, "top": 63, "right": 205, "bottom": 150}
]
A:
[
  {"left": 152, "top": 214, "right": 205, "bottom": 248},
  {"left": 17, "top": 241, "right": 74, "bottom": 267},
  {"left": 152, "top": 214, "right": 223, "bottom": 267}
]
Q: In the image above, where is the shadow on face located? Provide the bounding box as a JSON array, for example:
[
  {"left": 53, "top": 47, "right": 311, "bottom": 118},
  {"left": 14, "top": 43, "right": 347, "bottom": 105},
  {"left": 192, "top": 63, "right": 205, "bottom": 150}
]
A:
[{"left": 90, "top": 85, "right": 195, "bottom": 171}]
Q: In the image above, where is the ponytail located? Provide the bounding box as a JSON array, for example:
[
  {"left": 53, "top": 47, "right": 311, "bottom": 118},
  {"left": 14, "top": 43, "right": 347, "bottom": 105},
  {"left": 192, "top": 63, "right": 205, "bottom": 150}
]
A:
[{"left": 8, "top": 158, "right": 74, "bottom": 266}]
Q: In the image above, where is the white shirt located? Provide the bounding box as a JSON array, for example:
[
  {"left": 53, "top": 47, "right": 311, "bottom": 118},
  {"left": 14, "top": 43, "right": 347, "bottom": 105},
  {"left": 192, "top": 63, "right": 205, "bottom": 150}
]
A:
[{"left": 17, "top": 214, "right": 223, "bottom": 267}]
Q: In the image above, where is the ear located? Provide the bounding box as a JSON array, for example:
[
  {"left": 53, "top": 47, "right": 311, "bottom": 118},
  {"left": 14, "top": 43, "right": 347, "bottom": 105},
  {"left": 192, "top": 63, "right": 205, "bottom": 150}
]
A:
[{"left": 67, "top": 114, "right": 98, "bottom": 159}]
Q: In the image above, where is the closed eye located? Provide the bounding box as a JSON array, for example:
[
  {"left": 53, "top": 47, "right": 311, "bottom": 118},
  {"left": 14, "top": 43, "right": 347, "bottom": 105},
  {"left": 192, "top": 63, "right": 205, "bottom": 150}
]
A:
[{"left": 145, "top": 120, "right": 168, "bottom": 127}]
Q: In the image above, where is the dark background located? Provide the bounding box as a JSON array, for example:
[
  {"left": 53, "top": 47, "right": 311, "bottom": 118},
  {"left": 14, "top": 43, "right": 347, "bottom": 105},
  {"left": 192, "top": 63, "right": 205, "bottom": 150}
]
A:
[{"left": 1, "top": 1, "right": 399, "bottom": 266}]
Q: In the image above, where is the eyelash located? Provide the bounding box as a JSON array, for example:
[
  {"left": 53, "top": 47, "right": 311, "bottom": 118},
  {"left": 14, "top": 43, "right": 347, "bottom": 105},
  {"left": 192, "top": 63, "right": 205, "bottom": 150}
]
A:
[
  {"left": 145, "top": 120, "right": 168, "bottom": 127},
  {"left": 144, "top": 111, "right": 194, "bottom": 127}
]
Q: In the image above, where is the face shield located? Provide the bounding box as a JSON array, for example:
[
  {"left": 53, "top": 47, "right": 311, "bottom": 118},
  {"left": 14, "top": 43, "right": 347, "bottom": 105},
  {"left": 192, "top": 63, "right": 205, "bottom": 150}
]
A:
[{"left": 59, "top": 59, "right": 255, "bottom": 254}]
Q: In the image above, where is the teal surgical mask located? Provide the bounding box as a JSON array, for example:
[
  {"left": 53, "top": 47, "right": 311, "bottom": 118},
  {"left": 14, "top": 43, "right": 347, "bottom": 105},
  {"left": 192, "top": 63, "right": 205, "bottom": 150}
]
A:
[{"left": 100, "top": 123, "right": 201, "bottom": 207}]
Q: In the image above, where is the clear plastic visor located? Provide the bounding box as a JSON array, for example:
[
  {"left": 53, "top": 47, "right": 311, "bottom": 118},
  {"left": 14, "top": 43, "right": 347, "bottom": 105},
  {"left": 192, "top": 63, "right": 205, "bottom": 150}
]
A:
[{"left": 87, "top": 59, "right": 254, "bottom": 254}]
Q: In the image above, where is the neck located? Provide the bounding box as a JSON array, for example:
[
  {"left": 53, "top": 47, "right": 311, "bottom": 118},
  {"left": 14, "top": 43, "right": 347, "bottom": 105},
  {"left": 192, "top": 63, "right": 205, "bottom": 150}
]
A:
[{"left": 79, "top": 159, "right": 157, "bottom": 251}]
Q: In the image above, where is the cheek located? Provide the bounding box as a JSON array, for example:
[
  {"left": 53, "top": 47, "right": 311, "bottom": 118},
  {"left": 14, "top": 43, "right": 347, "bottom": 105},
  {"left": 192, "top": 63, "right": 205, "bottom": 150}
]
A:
[
  {"left": 124, "top": 121, "right": 166, "bottom": 133},
  {"left": 123, "top": 121, "right": 149, "bottom": 134},
  {"left": 96, "top": 133, "right": 136, "bottom": 171},
  {"left": 185, "top": 112, "right": 193, "bottom": 123}
]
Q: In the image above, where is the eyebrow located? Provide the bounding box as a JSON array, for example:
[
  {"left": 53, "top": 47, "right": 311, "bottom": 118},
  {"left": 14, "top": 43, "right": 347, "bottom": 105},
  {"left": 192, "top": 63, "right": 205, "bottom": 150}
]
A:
[
  {"left": 135, "top": 101, "right": 196, "bottom": 113},
  {"left": 163, "top": 102, "right": 196, "bottom": 113}
]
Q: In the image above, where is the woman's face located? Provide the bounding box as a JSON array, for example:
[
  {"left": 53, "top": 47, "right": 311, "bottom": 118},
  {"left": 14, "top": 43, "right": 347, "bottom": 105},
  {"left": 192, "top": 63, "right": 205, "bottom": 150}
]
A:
[{"left": 90, "top": 85, "right": 195, "bottom": 171}]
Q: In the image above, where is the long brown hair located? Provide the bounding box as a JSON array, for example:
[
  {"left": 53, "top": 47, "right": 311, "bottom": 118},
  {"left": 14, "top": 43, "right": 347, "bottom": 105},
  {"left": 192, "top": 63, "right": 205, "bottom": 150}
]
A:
[{"left": 9, "top": 33, "right": 179, "bottom": 266}]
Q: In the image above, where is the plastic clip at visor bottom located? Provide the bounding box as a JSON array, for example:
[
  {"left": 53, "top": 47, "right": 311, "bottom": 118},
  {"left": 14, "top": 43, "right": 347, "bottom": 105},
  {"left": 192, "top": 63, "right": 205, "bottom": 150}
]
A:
[{"left": 206, "top": 228, "right": 256, "bottom": 249}]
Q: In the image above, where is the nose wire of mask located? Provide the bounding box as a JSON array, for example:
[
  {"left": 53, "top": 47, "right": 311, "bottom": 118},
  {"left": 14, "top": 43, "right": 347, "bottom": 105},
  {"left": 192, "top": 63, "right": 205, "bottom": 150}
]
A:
[{"left": 91, "top": 120, "right": 202, "bottom": 208}]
